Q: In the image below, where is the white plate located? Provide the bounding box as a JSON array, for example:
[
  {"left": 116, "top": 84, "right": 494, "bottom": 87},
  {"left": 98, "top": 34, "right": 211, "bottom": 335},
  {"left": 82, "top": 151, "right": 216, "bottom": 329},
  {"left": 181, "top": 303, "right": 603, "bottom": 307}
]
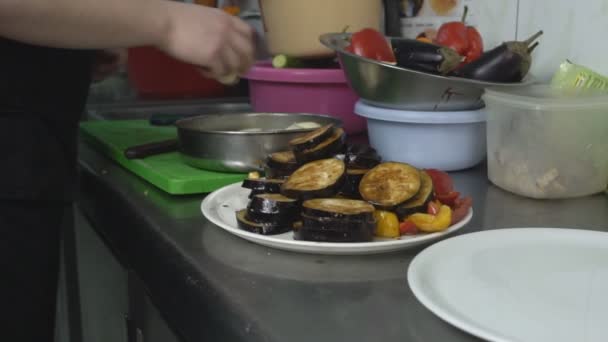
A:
[
  {"left": 408, "top": 228, "right": 608, "bottom": 342},
  {"left": 201, "top": 182, "right": 472, "bottom": 255}
]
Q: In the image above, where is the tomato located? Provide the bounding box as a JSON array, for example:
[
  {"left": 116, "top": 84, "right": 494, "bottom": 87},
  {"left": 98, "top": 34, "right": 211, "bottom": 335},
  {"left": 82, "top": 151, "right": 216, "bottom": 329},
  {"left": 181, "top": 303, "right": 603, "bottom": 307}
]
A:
[
  {"left": 348, "top": 28, "right": 396, "bottom": 64},
  {"left": 436, "top": 191, "right": 460, "bottom": 207},
  {"left": 451, "top": 196, "right": 473, "bottom": 225},
  {"left": 464, "top": 27, "right": 483, "bottom": 63},
  {"left": 425, "top": 169, "right": 454, "bottom": 195},
  {"left": 399, "top": 220, "right": 419, "bottom": 235}
]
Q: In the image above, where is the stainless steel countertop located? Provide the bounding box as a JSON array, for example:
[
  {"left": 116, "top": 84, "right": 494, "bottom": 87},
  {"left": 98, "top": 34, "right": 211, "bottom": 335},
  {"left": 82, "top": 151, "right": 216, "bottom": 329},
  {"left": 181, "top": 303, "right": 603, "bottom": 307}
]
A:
[{"left": 77, "top": 137, "right": 608, "bottom": 342}]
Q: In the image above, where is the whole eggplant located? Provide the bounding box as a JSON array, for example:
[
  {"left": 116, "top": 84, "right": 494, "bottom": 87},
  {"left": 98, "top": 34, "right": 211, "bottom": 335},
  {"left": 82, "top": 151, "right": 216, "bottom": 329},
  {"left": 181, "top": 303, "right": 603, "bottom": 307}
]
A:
[
  {"left": 391, "top": 39, "right": 462, "bottom": 75},
  {"left": 455, "top": 30, "right": 543, "bottom": 82}
]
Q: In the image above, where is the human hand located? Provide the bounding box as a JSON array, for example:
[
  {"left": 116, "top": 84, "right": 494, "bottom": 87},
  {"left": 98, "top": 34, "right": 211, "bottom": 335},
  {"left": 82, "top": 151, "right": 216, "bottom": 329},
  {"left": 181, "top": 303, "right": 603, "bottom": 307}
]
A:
[
  {"left": 158, "top": 2, "right": 255, "bottom": 83},
  {"left": 92, "top": 48, "right": 127, "bottom": 82}
]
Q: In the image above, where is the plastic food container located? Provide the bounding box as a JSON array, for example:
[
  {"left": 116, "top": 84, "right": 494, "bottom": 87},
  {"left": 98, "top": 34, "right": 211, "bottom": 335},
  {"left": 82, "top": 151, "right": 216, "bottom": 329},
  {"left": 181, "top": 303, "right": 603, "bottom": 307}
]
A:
[
  {"left": 354, "top": 101, "right": 486, "bottom": 171},
  {"left": 483, "top": 85, "right": 608, "bottom": 199},
  {"left": 259, "top": 0, "right": 382, "bottom": 58},
  {"left": 127, "top": 47, "right": 226, "bottom": 100},
  {"left": 245, "top": 62, "right": 365, "bottom": 134}
]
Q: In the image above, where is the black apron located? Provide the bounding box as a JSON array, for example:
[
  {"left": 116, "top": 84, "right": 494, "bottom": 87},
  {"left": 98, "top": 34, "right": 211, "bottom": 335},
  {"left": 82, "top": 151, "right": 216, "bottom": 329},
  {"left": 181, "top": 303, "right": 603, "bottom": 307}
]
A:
[{"left": 0, "top": 39, "right": 94, "bottom": 201}]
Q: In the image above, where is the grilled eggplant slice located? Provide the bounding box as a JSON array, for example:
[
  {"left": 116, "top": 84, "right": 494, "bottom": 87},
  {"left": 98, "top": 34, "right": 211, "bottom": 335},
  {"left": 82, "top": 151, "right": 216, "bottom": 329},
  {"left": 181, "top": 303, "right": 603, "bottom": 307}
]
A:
[
  {"left": 246, "top": 193, "right": 300, "bottom": 224},
  {"left": 264, "top": 151, "right": 300, "bottom": 179},
  {"left": 342, "top": 144, "right": 382, "bottom": 169},
  {"left": 245, "top": 210, "right": 299, "bottom": 225},
  {"left": 340, "top": 168, "right": 369, "bottom": 198},
  {"left": 395, "top": 170, "right": 434, "bottom": 220},
  {"left": 235, "top": 209, "right": 292, "bottom": 235},
  {"left": 359, "top": 162, "right": 421, "bottom": 209},
  {"left": 281, "top": 158, "right": 346, "bottom": 200},
  {"left": 242, "top": 177, "right": 284, "bottom": 197},
  {"left": 302, "top": 198, "right": 375, "bottom": 221},
  {"left": 289, "top": 124, "right": 335, "bottom": 152},
  {"left": 248, "top": 193, "right": 299, "bottom": 214},
  {"left": 294, "top": 127, "right": 346, "bottom": 164},
  {"left": 296, "top": 214, "right": 375, "bottom": 242},
  {"left": 293, "top": 228, "right": 373, "bottom": 242}
]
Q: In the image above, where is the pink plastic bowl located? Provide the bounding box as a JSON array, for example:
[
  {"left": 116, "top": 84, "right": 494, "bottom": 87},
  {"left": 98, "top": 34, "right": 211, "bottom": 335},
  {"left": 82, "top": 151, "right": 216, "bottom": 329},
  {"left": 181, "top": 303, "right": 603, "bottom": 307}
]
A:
[{"left": 245, "top": 62, "right": 365, "bottom": 134}]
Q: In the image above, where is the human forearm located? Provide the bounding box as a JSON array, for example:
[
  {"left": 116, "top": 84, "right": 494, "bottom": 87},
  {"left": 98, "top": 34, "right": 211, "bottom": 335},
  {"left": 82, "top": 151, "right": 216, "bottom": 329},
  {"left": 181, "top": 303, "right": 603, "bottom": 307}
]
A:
[
  {"left": 0, "top": 0, "right": 171, "bottom": 49},
  {"left": 0, "top": 0, "right": 256, "bottom": 80}
]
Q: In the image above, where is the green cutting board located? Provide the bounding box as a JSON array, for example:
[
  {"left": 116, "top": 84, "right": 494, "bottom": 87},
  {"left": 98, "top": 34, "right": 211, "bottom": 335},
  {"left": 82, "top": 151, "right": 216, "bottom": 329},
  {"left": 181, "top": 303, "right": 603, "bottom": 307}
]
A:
[{"left": 80, "top": 120, "right": 246, "bottom": 195}]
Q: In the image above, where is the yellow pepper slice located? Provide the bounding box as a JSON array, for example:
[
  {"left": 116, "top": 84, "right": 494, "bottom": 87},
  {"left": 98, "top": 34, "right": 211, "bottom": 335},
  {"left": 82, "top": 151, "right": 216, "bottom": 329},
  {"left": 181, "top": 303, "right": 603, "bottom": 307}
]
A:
[
  {"left": 373, "top": 210, "right": 400, "bottom": 238},
  {"left": 408, "top": 205, "right": 452, "bottom": 232}
]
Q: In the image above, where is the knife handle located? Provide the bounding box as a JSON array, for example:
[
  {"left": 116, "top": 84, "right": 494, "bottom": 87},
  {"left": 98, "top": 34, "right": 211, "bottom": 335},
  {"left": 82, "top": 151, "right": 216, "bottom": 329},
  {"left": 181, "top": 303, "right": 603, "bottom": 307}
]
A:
[{"left": 124, "top": 139, "right": 179, "bottom": 159}]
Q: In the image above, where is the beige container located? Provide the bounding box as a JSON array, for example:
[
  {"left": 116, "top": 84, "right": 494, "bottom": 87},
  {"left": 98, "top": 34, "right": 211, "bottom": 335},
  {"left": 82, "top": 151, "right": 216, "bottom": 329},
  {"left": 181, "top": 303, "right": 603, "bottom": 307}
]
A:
[{"left": 259, "top": 0, "right": 382, "bottom": 58}]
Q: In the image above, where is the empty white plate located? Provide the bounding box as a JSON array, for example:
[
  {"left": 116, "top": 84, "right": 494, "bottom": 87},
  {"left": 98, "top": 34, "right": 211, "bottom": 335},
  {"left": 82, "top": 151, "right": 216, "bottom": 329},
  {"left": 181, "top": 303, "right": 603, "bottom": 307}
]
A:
[{"left": 408, "top": 228, "right": 608, "bottom": 342}]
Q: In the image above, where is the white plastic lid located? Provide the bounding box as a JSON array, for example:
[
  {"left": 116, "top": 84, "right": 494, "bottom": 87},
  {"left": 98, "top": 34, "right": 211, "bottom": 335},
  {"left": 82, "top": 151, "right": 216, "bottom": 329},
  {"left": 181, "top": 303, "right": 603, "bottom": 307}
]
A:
[
  {"left": 354, "top": 101, "right": 486, "bottom": 124},
  {"left": 484, "top": 84, "right": 608, "bottom": 111}
]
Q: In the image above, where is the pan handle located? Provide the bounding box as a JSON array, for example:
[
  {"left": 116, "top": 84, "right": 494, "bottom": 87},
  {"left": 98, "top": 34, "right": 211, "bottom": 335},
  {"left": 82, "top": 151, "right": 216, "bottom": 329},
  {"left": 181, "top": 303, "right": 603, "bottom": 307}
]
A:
[{"left": 124, "top": 139, "right": 179, "bottom": 159}]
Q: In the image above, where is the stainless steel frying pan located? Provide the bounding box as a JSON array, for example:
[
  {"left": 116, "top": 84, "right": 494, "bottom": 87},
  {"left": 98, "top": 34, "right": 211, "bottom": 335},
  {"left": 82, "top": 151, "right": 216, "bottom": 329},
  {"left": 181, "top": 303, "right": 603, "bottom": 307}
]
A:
[{"left": 124, "top": 112, "right": 342, "bottom": 173}]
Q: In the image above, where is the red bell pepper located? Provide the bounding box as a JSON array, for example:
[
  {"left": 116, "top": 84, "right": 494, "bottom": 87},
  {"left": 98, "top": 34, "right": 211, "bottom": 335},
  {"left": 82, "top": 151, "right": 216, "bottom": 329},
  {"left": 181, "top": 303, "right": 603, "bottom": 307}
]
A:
[
  {"left": 425, "top": 169, "right": 454, "bottom": 195},
  {"left": 436, "top": 191, "right": 460, "bottom": 207},
  {"left": 451, "top": 196, "right": 473, "bottom": 225},
  {"left": 399, "top": 220, "right": 419, "bottom": 235},
  {"left": 427, "top": 200, "right": 441, "bottom": 215},
  {"left": 434, "top": 6, "right": 483, "bottom": 64}
]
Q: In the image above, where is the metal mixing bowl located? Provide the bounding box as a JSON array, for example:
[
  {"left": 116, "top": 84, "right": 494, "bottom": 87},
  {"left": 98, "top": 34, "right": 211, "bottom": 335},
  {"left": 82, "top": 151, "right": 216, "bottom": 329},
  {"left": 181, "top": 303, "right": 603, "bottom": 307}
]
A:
[
  {"left": 176, "top": 113, "right": 342, "bottom": 173},
  {"left": 319, "top": 32, "right": 534, "bottom": 111}
]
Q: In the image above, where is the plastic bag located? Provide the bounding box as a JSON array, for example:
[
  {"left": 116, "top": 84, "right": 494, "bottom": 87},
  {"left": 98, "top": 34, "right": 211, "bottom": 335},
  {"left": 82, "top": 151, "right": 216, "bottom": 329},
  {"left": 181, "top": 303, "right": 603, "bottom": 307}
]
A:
[{"left": 550, "top": 60, "right": 608, "bottom": 91}]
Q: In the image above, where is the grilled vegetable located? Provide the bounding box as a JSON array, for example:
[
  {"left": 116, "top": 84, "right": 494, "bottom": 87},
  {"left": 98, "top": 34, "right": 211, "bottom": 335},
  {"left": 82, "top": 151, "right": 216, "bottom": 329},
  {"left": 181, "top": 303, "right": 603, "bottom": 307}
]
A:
[
  {"left": 293, "top": 226, "right": 373, "bottom": 243},
  {"left": 300, "top": 213, "right": 374, "bottom": 232},
  {"left": 359, "top": 162, "right": 421, "bottom": 209},
  {"left": 245, "top": 210, "right": 299, "bottom": 226},
  {"left": 302, "top": 198, "right": 374, "bottom": 221},
  {"left": 281, "top": 158, "right": 346, "bottom": 200},
  {"left": 425, "top": 169, "right": 453, "bottom": 195},
  {"left": 340, "top": 168, "right": 369, "bottom": 199},
  {"left": 235, "top": 209, "right": 292, "bottom": 235},
  {"left": 408, "top": 204, "right": 452, "bottom": 232},
  {"left": 294, "top": 127, "right": 346, "bottom": 164},
  {"left": 289, "top": 124, "right": 335, "bottom": 152},
  {"left": 264, "top": 151, "right": 299, "bottom": 179},
  {"left": 373, "top": 210, "right": 400, "bottom": 238},
  {"left": 436, "top": 191, "right": 460, "bottom": 207},
  {"left": 295, "top": 214, "right": 375, "bottom": 242},
  {"left": 395, "top": 170, "right": 434, "bottom": 220},
  {"left": 451, "top": 196, "right": 473, "bottom": 225},
  {"left": 341, "top": 144, "right": 381, "bottom": 169},
  {"left": 248, "top": 193, "right": 299, "bottom": 214},
  {"left": 399, "top": 219, "right": 419, "bottom": 235},
  {"left": 246, "top": 193, "right": 300, "bottom": 225},
  {"left": 242, "top": 177, "right": 284, "bottom": 197},
  {"left": 392, "top": 39, "right": 462, "bottom": 74},
  {"left": 454, "top": 30, "right": 543, "bottom": 82}
]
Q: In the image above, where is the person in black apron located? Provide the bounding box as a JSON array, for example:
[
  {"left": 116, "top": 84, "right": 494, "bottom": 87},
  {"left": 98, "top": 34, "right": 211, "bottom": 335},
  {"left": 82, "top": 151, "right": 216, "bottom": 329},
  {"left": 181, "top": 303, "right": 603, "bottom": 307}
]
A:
[{"left": 0, "top": 1, "right": 254, "bottom": 340}]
